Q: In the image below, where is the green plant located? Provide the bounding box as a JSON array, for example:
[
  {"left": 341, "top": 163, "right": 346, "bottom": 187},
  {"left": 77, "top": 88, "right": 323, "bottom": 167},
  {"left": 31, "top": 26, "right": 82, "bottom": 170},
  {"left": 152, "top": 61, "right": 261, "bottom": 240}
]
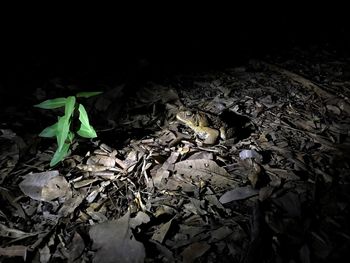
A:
[{"left": 34, "top": 91, "right": 102, "bottom": 166}]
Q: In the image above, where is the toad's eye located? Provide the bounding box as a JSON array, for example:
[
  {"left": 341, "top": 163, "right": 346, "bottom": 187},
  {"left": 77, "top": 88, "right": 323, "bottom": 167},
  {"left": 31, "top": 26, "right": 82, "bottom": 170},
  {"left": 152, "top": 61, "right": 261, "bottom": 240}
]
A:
[{"left": 185, "top": 111, "right": 192, "bottom": 116}]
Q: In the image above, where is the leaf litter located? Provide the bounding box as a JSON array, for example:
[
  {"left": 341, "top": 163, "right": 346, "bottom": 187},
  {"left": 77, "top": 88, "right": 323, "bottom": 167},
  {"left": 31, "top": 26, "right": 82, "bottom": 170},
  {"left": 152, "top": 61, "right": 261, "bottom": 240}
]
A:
[{"left": 0, "top": 47, "right": 350, "bottom": 262}]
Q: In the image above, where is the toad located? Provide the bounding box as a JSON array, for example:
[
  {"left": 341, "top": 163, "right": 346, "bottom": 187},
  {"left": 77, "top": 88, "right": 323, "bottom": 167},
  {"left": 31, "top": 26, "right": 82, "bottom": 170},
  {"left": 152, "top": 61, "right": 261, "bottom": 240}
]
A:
[{"left": 176, "top": 110, "right": 228, "bottom": 145}]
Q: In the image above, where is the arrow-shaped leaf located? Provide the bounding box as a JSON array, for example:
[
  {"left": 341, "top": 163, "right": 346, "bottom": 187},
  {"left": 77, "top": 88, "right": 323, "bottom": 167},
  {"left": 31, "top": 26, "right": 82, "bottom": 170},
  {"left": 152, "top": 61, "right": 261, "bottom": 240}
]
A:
[
  {"left": 76, "top": 91, "right": 103, "bottom": 98},
  {"left": 39, "top": 123, "right": 58, "bottom": 138},
  {"left": 77, "top": 124, "right": 97, "bottom": 138},
  {"left": 50, "top": 142, "right": 70, "bottom": 167},
  {"left": 77, "top": 104, "right": 97, "bottom": 138},
  {"left": 34, "top": 97, "right": 67, "bottom": 109},
  {"left": 64, "top": 96, "right": 76, "bottom": 118},
  {"left": 56, "top": 116, "right": 70, "bottom": 152}
]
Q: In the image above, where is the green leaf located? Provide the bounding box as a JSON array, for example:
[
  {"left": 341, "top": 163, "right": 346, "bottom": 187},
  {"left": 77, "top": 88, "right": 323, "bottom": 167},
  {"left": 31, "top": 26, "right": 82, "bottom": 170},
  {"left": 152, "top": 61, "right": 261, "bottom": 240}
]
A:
[
  {"left": 39, "top": 123, "right": 58, "bottom": 137},
  {"left": 56, "top": 116, "right": 70, "bottom": 152},
  {"left": 64, "top": 96, "right": 76, "bottom": 118},
  {"left": 34, "top": 98, "right": 67, "bottom": 109},
  {"left": 50, "top": 142, "right": 70, "bottom": 167},
  {"left": 67, "top": 131, "right": 75, "bottom": 143},
  {"left": 77, "top": 104, "right": 90, "bottom": 127},
  {"left": 76, "top": 91, "right": 103, "bottom": 98},
  {"left": 77, "top": 124, "right": 97, "bottom": 138},
  {"left": 77, "top": 104, "right": 97, "bottom": 138}
]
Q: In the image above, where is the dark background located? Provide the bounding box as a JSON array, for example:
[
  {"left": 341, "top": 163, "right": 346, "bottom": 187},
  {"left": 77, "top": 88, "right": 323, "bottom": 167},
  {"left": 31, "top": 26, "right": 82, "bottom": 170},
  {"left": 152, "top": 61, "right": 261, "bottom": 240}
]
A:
[{"left": 1, "top": 6, "right": 349, "bottom": 99}]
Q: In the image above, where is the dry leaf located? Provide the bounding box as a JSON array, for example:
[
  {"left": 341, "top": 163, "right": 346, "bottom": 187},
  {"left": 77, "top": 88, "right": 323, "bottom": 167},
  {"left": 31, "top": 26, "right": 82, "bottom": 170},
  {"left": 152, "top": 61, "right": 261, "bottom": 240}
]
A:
[
  {"left": 19, "top": 170, "right": 71, "bottom": 202},
  {"left": 210, "top": 226, "right": 232, "bottom": 241},
  {"left": 39, "top": 245, "right": 51, "bottom": 263},
  {"left": 153, "top": 152, "right": 179, "bottom": 189},
  {"left": 219, "top": 186, "right": 259, "bottom": 204},
  {"left": 66, "top": 232, "right": 85, "bottom": 263},
  {"left": 0, "top": 223, "right": 38, "bottom": 239},
  {"left": 87, "top": 155, "right": 115, "bottom": 167},
  {"left": 180, "top": 242, "right": 210, "bottom": 263},
  {"left": 169, "top": 159, "right": 237, "bottom": 191},
  {"left": 0, "top": 245, "right": 27, "bottom": 261},
  {"left": 184, "top": 198, "right": 207, "bottom": 216},
  {"left": 58, "top": 193, "right": 84, "bottom": 217},
  {"left": 129, "top": 211, "right": 151, "bottom": 229},
  {"left": 152, "top": 219, "right": 173, "bottom": 244},
  {"left": 89, "top": 212, "right": 145, "bottom": 263}
]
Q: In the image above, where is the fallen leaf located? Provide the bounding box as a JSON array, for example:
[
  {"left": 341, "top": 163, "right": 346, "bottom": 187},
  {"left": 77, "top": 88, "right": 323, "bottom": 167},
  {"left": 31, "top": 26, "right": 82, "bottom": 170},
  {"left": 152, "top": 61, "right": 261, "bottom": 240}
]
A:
[
  {"left": 0, "top": 223, "right": 39, "bottom": 239},
  {"left": 210, "top": 226, "right": 232, "bottom": 241},
  {"left": 180, "top": 242, "right": 210, "bottom": 263},
  {"left": 219, "top": 186, "right": 259, "bottom": 204},
  {"left": 152, "top": 219, "right": 173, "bottom": 244},
  {"left": 169, "top": 159, "right": 237, "bottom": 191},
  {"left": 58, "top": 193, "right": 84, "bottom": 217},
  {"left": 87, "top": 155, "right": 115, "bottom": 167},
  {"left": 39, "top": 245, "right": 51, "bottom": 263},
  {"left": 19, "top": 170, "right": 71, "bottom": 202},
  {"left": 129, "top": 211, "right": 151, "bottom": 229},
  {"left": 153, "top": 152, "right": 179, "bottom": 189},
  {"left": 0, "top": 245, "right": 27, "bottom": 261},
  {"left": 187, "top": 151, "right": 214, "bottom": 160},
  {"left": 89, "top": 212, "right": 145, "bottom": 263},
  {"left": 67, "top": 232, "right": 85, "bottom": 263},
  {"left": 184, "top": 198, "right": 207, "bottom": 216},
  {"left": 326, "top": 104, "right": 341, "bottom": 115}
]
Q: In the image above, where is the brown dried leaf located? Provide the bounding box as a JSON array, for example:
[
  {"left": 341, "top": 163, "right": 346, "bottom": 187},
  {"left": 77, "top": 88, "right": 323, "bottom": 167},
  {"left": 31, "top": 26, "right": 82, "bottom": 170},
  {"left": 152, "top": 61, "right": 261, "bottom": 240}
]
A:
[
  {"left": 77, "top": 164, "right": 108, "bottom": 172},
  {"left": 152, "top": 219, "right": 173, "bottom": 244},
  {"left": 184, "top": 198, "right": 207, "bottom": 216},
  {"left": 19, "top": 171, "right": 71, "bottom": 202},
  {"left": 219, "top": 186, "right": 259, "bottom": 204},
  {"left": 187, "top": 151, "right": 214, "bottom": 160},
  {"left": 73, "top": 178, "right": 99, "bottom": 188},
  {"left": 180, "top": 242, "right": 210, "bottom": 263},
  {"left": 67, "top": 232, "right": 85, "bottom": 263},
  {"left": 89, "top": 212, "right": 145, "bottom": 263},
  {"left": 153, "top": 152, "right": 180, "bottom": 189},
  {"left": 0, "top": 245, "right": 27, "bottom": 261},
  {"left": 326, "top": 104, "right": 341, "bottom": 115},
  {"left": 210, "top": 226, "right": 233, "bottom": 241},
  {"left": 129, "top": 211, "right": 151, "bottom": 229},
  {"left": 170, "top": 159, "right": 237, "bottom": 191},
  {"left": 0, "top": 223, "right": 38, "bottom": 239},
  {"left": 58, "top": 193, "right": 84, "bottom": 217},
  {"left": 87, "top": 155, "right": 115, "bottom": 167},
  {"left": 157, "top": 129, "right": 178, "bottom": 146},
  {"left": 39, "top": 245, "right": 51, "bottom": 263}
]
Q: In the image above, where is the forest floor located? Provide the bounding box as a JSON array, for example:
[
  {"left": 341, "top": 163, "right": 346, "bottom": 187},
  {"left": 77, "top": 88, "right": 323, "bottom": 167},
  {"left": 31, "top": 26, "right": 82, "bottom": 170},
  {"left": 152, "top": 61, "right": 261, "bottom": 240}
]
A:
[{"left": 1, "top": 46, "right": 350, "bottom": 262}]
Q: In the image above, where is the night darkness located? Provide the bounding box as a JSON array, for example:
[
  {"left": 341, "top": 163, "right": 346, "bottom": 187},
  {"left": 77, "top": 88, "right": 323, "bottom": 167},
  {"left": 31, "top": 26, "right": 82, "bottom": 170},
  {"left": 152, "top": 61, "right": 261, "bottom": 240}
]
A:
[{"left": 2, "top": 8, "right": 349, "bottom": 98}]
